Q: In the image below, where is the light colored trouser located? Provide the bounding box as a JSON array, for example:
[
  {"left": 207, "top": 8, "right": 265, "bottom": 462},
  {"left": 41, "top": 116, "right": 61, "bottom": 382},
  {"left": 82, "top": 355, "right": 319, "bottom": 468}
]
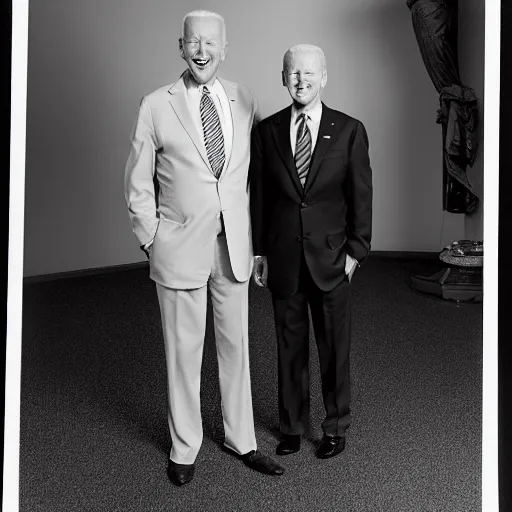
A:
[{"left": 155, "top": 235, "right": 257, "bottom": 465}]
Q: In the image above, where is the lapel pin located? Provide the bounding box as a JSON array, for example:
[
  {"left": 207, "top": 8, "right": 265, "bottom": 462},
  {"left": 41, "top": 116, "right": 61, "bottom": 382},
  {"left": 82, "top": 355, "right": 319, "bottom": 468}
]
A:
[
  {"left": 331, "top": 122, "right": 335, "bottom": 126},
  {"left": 323, "top": 135, "right": 331, "bottom": 139}
]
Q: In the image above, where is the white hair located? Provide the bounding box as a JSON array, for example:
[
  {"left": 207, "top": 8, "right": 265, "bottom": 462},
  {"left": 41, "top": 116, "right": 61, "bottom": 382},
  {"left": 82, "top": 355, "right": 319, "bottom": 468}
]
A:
[
  {"left": 283, "top": 44, "right": 327, "bottom": 71},
  {"left": 181, "top": 10, "right": 227, "bottom": 42}
]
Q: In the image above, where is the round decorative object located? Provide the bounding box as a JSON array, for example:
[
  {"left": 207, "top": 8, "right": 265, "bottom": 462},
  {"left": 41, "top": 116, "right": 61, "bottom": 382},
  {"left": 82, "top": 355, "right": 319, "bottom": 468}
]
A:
[{"left": 439, "top": 239, "right": 483, "bottom": 267}]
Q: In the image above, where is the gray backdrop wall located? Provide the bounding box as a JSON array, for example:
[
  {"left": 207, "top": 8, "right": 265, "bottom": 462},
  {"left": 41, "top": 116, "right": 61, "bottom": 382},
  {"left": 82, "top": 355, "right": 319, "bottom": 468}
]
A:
[{"left": 22, "top": 0, "right": 484, "bottom": 277}]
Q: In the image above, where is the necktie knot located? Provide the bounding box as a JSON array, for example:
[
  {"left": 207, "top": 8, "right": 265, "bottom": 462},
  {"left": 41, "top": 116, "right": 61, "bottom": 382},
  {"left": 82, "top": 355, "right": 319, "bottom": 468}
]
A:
[
  {"left": 202, "top": 86, "right": 211, "bottom": 95},
  {"left": 297, "top": 113, "right": 307, "bottom": 129}
]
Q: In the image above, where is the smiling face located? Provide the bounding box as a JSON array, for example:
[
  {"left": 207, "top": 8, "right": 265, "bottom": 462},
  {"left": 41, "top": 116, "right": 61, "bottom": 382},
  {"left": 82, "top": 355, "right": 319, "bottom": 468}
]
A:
[
  {"left": 282, "top": 46, "right": 327, "bottom": 110},
  {"left": 179, "top": 15, "right": 227, "bottom": 86}
]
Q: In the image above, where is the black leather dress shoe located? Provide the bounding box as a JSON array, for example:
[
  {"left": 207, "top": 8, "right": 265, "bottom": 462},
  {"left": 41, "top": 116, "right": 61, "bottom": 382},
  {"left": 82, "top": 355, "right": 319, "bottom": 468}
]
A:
[
  {"left": 276, "top": 434, "right": 301, "bottom": 455},
  {"left": 241, "top": 450, "right": 285, "bottom": 475},
  {"left": 167, "top": 460, "right": 195, "bottom": 486},
  {"left": 315, "top": 435, "right": 346, "bottom": 459}
]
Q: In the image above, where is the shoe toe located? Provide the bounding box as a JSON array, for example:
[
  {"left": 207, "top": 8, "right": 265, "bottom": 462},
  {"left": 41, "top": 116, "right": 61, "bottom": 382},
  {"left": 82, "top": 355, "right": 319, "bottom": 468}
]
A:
[
  {"left": 276, "top": 435, "right": 300, "bottom": 455},
  {"left": 316, "top": 436, "right": 345, "bottom": 459},
  {"left": 168, "top": 462, "right": 195, "bottom": 485},
  {"left": 244, "top": 451, "right": 285, "bottom": 475}
]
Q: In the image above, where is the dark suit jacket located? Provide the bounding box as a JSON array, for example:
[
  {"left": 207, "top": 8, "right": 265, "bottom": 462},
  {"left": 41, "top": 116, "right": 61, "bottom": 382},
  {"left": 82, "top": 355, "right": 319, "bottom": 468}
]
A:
[{"left": 249, "top": 103, "right": 372, "bottom": 298}]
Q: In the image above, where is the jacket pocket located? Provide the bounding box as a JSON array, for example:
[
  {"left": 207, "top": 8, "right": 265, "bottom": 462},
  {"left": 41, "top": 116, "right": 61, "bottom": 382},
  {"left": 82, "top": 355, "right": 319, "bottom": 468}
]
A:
[
  {"left": 327, "top": 231, "right": 347, "bottom": 250},
  {"left": 160, "top": 214, "right": 184, "bottom": 226}
]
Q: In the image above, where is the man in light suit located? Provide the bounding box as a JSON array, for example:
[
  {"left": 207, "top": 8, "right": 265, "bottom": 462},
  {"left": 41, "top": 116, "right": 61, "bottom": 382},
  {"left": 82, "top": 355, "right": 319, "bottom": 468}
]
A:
[
  {"left": 250, "top": 44, "right": 372, "bottom": 459},
  {"left": 124, "top": 10, "right": 284, "bottom": 486}
]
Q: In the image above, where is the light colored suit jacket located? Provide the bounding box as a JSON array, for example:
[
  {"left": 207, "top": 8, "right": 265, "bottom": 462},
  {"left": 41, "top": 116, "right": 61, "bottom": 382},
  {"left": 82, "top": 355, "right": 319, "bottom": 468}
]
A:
[{"left": 125, "top": 73, "right": 257, "bottom": 289}]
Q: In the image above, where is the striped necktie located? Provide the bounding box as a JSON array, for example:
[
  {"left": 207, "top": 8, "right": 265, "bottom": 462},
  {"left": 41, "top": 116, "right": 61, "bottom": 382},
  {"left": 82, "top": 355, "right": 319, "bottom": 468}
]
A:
[
  {"left": 200, "top": 86, "right": 225, "bottom": 178},
  {"left": 295, "top": 113, "right": 312, "bottom": 187}
]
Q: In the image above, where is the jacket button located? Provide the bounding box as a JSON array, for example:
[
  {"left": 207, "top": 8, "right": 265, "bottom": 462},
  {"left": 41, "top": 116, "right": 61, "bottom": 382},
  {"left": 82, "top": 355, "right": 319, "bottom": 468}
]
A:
[
  {"left": 300, "top": 202, "right": 308, "bottom": 208},
  {"left": 296, "top": 235, "right": 302, "bottom": 242}
]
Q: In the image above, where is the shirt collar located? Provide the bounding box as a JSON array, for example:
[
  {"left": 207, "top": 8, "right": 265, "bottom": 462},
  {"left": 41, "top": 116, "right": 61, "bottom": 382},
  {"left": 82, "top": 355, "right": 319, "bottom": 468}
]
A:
[
  {"left": 183, "top": 69, "right": 221, "bottom": 95},
  {"left": 291, "top": 102, "right": 323, "bottom": 125}
]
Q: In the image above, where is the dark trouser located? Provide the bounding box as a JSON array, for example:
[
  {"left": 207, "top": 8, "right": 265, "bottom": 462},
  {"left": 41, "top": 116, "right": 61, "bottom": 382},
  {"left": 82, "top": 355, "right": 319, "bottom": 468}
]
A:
[{"left": 272, "top": 253, "right": 351, "bottom": 437}]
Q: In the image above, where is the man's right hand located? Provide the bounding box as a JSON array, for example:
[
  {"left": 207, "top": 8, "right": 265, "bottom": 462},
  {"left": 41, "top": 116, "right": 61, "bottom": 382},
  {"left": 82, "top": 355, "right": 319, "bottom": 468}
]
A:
[
  {"left": 141, "top": 239, "right": 154, "bottom": 259},
  {"left": 253, "top": 255, "right": 268, "bottom": 287}
]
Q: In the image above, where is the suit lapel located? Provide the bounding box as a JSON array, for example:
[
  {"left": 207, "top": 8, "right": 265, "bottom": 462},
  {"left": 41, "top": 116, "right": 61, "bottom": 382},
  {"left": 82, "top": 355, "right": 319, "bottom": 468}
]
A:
[
  {"left": 167, "top": 74, "right": 212, "bottom": 173},
  {"left": 218, "top": 78, "right": 237, "bottom": 180},
  {"left": 270, "top": 107, "right": 303, "bottom": 197},
  {"left": 304, "top": 104, "right": 345, "bottom": 194}
]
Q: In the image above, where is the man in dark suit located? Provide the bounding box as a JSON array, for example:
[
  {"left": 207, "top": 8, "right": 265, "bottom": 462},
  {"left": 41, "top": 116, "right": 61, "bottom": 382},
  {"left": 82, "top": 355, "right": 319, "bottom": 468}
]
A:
[{"left": 250, "top": 44, "right": 372, "bottom": 459}]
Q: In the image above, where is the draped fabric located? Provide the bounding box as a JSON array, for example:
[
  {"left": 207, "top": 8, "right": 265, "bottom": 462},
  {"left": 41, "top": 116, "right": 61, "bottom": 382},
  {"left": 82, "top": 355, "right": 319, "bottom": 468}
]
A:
[{"left": 407, "top": 0, "right": 479, "bottom": 214}]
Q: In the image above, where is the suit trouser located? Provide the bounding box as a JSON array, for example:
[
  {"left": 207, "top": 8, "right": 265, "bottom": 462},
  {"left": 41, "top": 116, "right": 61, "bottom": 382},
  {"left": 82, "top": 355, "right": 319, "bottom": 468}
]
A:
[
  {"left": 272, "top": 253, "right": 351, "bottom": 437},
  {"left": 155, "top": 234, "right": 257, "bottom": 465}
]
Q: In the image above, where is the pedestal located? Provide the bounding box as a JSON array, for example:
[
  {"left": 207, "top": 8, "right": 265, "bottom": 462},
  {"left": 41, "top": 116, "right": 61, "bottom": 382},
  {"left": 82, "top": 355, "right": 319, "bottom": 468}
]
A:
[
  {"left": 410, "top": 266, "right": 482, "bottom": 303},
  {"left": 409, "top": 241, "right": 483, "bottom": 304}
]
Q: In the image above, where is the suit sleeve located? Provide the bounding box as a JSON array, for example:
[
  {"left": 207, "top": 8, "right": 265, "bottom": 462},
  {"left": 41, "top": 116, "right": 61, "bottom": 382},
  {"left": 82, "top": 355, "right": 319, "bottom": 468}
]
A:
[
  {"left": 124, "top": 96, "right": 160, "bottom": 247},
  {"left": 345, "top": 120, "right": 372, "bottom": 263},
  {"left": 252, "top": 94, "right": 262, "bottom": 128},
  {"left": 249, "top": 125, "right": 267, "bottom": 256},
  {"left": 246, "top": 91, "right": 258, "bottom": 193}
]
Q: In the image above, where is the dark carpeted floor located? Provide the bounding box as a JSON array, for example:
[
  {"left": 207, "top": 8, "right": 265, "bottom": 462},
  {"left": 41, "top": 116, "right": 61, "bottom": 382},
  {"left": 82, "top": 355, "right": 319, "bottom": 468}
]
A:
[{"left": 19, "top": 255, "right": 482, "bottom": 512}]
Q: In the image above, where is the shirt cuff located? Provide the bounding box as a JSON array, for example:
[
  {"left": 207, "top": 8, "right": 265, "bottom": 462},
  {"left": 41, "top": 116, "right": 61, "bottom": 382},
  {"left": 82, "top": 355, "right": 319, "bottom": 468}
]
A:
[{"left": 345, "top": 253, "right": 358, "bottom": 275}]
